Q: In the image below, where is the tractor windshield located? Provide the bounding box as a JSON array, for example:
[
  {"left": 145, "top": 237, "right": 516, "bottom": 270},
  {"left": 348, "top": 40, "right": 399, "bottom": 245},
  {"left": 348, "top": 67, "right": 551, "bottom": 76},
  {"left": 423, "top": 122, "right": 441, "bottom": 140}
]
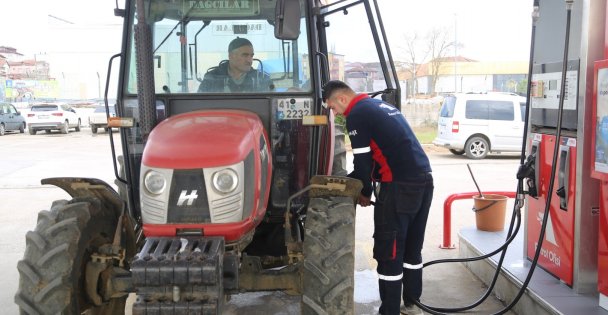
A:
[{"left": 125, "top": 0, "right": 311, "bottom": 94}]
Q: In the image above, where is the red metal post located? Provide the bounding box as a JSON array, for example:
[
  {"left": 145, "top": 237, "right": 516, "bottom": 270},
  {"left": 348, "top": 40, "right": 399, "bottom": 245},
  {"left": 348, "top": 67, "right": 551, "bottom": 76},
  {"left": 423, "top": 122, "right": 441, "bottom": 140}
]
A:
[{"left": 440, "top": 191, "right": 516, "bottom": 249}]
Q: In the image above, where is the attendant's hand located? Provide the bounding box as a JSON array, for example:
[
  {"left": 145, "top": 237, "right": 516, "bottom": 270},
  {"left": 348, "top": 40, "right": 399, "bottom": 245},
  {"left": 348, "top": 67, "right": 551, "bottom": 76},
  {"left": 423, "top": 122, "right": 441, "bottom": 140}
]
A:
[{"left": 358, "top": 194, "right": 372, "bottom": 207}]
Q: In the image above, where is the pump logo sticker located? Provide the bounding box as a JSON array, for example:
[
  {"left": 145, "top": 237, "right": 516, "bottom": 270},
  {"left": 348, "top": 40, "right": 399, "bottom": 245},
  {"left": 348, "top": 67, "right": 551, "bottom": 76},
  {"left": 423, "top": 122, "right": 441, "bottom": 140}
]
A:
[
  {"left": 177, "top": 190, "right": 198, "bottom": 206},
  {"left": 536, "top": 211, "right": 558, "bottom": 246}
]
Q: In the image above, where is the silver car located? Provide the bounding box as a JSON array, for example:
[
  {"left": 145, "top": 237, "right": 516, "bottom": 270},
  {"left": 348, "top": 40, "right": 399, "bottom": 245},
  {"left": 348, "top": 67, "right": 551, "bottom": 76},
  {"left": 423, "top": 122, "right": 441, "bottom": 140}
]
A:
[
  {"left": 27, "top": 103, "right": 81, "bottom": 135},
  {"left": 88, "top": 105, "right": 116, "bottom": 134},
  {"left": 0, "top": 103, "right": 26, "bottom": 136}
]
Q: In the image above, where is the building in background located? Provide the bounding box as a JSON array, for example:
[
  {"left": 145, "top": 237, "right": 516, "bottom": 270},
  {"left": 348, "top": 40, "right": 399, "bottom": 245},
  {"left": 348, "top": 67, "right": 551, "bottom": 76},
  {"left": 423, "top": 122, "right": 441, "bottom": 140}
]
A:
[
  {"left": 8, "top": 59, "right": 51, "bottom": 81},
  {"left": 0, "top": 46, "right": 24, "bottom": 61},
  {"left": 399, "top": 56, "right": 528, "bottom": 97},
  {"left": 0, "top": 47, "right": 58, "bottom": 102}
]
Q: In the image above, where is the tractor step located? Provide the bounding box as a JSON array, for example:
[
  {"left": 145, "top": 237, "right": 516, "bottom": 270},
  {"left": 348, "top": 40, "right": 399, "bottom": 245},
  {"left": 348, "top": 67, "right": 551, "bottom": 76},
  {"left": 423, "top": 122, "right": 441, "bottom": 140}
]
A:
[
  {"left": 132, "top": 237, "right": 225, "bottom": 315},
  {"left": 133, "top": 300, "right": 219, "bottom": 315}
]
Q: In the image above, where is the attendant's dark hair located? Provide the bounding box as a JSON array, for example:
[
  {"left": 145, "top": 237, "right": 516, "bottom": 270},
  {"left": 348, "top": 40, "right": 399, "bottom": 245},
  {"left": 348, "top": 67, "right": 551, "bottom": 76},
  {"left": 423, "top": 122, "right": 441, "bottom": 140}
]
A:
[{"left": 322, "top": 80, "right": 353, "bottom": 102}]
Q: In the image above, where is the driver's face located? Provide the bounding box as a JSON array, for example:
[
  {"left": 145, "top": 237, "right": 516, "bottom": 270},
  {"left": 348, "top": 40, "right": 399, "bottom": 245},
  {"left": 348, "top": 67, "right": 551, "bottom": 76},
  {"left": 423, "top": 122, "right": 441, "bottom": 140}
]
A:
[{"left": 228, "top": 45, "right": 254, "bottom": 75}]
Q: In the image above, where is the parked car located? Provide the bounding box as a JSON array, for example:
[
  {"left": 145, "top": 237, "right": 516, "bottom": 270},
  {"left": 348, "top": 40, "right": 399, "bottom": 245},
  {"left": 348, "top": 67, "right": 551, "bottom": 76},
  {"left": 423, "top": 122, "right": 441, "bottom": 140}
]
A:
[
  {"left": 0, "top": 103, "right": 26, "bottom": 136},
  {"left": 88, "top": 105, "right": 116, "bottom": 133},
  {"left": 432, "top": 92, "right": 526, "bottom": 159},
  {"left": 27, "top": 103, "right": 81, "bottom": 135}
]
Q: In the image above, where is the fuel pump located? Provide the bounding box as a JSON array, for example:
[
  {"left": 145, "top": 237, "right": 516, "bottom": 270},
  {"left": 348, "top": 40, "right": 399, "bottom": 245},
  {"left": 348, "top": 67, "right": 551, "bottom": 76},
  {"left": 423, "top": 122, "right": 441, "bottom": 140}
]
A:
[
  {"left": 592, "top": 59, "right": 608, "bottom": 312},
  {"left": 589, "top": 10, "right": 608, "bottom": 308},
  {"left": 524, "top": 0, "right": 602, "bottom": 295},
  {"left": 404, "top": 0, "right": 607, "bottom": 313}
]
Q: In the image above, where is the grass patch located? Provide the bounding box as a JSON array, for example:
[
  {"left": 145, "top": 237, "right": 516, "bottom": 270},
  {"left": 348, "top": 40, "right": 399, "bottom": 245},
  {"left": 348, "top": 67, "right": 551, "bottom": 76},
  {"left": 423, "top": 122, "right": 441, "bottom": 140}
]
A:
[{"left": 413, "top": 126, "right": 437, "bottom": 144}]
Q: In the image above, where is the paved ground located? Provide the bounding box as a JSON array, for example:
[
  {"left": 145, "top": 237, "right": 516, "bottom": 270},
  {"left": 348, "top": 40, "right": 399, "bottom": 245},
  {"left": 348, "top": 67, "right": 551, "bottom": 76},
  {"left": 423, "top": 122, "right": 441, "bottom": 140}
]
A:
[{"left": 0, "top": 130, "right": 520, "bottom": 314}]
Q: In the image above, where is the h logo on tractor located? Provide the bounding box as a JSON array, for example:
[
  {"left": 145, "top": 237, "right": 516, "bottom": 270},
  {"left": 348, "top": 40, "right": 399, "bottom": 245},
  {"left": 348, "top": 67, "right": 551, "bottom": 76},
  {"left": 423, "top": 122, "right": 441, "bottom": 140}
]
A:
[{"left": 177, "top": 190, "right": 198, "bottom": 206}]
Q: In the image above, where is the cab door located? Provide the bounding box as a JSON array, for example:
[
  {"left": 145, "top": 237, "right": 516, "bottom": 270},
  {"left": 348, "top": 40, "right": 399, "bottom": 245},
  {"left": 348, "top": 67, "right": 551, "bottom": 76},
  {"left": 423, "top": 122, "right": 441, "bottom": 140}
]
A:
[{"left": 316, "top": 0, "right": 400, "bottom": 107}]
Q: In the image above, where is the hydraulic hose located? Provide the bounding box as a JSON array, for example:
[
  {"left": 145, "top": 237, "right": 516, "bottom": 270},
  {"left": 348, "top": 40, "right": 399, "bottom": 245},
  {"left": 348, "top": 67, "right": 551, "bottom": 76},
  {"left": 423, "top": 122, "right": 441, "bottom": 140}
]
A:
[{"left": 405, "top": 1, "right": 574, "bottom": 314}]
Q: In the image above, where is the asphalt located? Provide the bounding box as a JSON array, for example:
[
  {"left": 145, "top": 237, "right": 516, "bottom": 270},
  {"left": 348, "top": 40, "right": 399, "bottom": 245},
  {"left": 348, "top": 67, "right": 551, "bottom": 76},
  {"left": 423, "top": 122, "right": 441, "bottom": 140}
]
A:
[
  {"left": 0, "top": 132, "right": 519, "bottom": 315},
  {"left": 347, "top": 145, "right": 519, "bottom": 315}
]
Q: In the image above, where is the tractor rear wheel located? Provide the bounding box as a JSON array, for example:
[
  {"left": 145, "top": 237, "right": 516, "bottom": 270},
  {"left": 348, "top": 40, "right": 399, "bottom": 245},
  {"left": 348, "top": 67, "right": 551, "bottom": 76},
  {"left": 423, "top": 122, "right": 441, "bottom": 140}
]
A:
[
  {"left": 332, "top": 123, "right": 348, "bottom": 176},
  {"left": 15, "top": 199, "right": 126, "bottom": 315},
  {"left": 302, "top": 195, "right": 356, "bottom": 315}
]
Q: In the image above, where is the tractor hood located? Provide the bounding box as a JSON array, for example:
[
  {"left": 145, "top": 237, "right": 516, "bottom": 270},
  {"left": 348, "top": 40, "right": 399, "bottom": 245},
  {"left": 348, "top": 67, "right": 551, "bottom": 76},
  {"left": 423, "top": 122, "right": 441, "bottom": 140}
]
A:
[{"left": 142, "top": 110, "right": 262, "bottom": 169}]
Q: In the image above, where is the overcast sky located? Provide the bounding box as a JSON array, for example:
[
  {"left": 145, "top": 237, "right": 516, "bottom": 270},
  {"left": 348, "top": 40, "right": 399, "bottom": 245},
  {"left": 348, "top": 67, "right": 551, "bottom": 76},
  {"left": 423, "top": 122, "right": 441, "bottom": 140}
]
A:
[{"left": 0, "top": 0, "right": 533, "bottom": 96}]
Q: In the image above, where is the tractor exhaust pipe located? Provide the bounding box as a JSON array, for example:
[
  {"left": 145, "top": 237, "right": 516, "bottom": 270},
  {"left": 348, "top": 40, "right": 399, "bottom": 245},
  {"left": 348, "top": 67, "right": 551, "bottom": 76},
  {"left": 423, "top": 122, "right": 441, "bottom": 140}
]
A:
[{"left": 134, "top": 0, "right": 157, "bottom": 142}]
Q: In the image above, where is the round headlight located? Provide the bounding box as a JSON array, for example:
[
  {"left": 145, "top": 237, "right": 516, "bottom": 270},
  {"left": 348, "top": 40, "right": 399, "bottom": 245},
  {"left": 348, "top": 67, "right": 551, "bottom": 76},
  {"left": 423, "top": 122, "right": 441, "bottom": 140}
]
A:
[
  {"left": 144, "top": 170, "right": 166, "bottom": 195},
  {"left": 212, "top": 169, "right": 238, "bottom": 194}
]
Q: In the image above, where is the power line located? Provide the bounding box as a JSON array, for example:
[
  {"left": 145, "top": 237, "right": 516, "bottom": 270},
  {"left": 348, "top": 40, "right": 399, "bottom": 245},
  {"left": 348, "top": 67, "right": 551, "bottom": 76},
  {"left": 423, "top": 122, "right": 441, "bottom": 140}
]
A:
[{"left": 47, "top": 14, "right": 75, "bottom": 25}]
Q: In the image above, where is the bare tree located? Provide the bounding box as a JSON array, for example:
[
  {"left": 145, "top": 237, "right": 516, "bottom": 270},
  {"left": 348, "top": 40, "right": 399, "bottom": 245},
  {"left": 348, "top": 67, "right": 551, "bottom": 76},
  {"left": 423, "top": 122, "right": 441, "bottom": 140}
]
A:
[
  {"left": 398, "top": 32, "right": 428, "bottom": 99},
  {"left": 426, "top": 27, "right": 457, "bottom": 95}
]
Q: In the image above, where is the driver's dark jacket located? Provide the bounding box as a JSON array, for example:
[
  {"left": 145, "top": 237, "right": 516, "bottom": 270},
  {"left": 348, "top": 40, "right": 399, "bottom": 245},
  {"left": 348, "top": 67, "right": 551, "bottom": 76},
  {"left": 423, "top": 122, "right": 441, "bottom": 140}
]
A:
[{"left": 198, "top": 61, "right": 272, "bottom": 93}]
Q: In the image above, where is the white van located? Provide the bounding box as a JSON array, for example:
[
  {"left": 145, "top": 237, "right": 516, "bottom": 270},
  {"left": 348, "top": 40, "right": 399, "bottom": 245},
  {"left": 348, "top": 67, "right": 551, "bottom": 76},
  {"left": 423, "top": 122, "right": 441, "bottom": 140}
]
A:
[{"left": 432, "top": 93, "right": 527, "bottom": 159}]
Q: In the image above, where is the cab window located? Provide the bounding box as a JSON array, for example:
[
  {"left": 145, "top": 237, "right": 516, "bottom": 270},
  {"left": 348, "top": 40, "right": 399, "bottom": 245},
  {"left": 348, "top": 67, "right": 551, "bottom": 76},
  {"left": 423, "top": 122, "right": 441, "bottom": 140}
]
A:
[{"left": 126, "top": 0, "right": 311, "bottom": 94}]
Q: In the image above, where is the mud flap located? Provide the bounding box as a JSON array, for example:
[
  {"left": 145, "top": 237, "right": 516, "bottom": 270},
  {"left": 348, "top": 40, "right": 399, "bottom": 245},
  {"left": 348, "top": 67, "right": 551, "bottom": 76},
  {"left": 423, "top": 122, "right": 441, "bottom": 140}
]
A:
[
  {"left": 308, "top": 175, "right": 363, "bottom": 204},
  {"left": 41, "top": 177, "right": 124, "bottom": 217}
]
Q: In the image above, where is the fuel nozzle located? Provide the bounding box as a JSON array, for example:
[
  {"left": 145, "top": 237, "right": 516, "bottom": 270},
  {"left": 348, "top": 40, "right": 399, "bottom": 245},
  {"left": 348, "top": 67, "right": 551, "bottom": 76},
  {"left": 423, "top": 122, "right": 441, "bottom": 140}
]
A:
[{"left": 517, "top": 152, "right": 538, "bottom": 197}]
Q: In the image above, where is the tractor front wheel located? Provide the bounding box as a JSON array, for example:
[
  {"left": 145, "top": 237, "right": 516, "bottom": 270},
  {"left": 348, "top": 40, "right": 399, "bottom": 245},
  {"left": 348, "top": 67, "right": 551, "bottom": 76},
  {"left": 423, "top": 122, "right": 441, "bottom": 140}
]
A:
[
  {"left": 302, "top": 195, "right": 356, "bottom": 315},
  {"left": 15, "top": 199, "right": 127, "bottom": 315}
]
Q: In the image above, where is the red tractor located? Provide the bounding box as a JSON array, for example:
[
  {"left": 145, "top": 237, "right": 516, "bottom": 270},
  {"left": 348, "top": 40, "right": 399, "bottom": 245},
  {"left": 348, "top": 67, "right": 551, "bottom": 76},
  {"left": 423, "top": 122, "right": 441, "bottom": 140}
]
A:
[{"left": 14, "top": 0, "right": 400, "bottom": 314}]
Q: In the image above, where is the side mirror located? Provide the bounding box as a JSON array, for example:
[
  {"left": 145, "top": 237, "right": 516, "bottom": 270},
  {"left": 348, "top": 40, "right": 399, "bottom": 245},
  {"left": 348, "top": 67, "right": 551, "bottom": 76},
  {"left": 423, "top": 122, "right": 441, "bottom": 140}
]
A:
[
  {"left": 381, "top": 90, "right": 399, "bottom": 107},
  {"left": 275, "top": 0, "right": 300, "bottom": 40}
]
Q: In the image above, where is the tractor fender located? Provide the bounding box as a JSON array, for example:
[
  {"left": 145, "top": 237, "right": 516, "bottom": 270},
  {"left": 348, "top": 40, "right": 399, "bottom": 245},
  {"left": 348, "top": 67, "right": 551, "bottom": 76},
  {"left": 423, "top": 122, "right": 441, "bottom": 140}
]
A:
[
  {"left": 308, "top": 175, "right": 363, "bottom": 204},
  {"left": 41, "top": 177, "right": 124, "bottom": 218}
]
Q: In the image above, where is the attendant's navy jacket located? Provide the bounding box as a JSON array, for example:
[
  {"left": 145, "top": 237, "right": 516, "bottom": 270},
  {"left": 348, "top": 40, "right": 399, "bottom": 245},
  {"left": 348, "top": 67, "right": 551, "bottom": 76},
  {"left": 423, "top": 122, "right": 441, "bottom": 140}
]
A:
[{"left": 345, "top": 94, "right": 431, "bottom": 197}]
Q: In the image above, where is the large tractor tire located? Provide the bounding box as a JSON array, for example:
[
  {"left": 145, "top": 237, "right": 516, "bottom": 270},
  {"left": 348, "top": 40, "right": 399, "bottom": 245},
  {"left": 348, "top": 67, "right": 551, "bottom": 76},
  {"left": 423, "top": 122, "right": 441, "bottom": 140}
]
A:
[
  {"left": 15, "top": 198, "right": 126, "bottom": 315},
  {"left": 302, "top": 195, "right": 356, "bottom": 315},
  {"left": 332, "top": 123, "right": 348, "bottom": 176}
]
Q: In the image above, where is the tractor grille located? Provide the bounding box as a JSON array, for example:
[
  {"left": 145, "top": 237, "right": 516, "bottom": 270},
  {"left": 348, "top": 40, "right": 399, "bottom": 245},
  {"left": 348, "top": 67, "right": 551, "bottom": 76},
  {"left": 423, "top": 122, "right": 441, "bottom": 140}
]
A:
[
  {"left": 141, "top": 196, "right": 166, "bottom": 222},
  {"left": 210, "top": 193, "right": 242, "bottom": 221},
  {"left": 167, "top": 169, "right": 211, "bottom": 223}
]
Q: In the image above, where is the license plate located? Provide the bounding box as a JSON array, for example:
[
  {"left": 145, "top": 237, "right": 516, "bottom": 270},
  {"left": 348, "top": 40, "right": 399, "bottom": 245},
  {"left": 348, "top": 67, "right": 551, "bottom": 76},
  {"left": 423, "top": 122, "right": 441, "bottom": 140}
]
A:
[
  {"left": 38, "top": 115, "right": 49, "bottom": 119},
  {"left": 276, "top": 98, "right": 312, "bottom": 120}
]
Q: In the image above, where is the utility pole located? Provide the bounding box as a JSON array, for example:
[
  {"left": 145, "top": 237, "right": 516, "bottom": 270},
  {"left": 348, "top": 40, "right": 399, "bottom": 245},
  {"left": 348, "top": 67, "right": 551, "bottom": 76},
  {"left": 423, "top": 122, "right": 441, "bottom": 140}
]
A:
[{"left": 454, "top": 13, "right": 458, "bottom": 93}]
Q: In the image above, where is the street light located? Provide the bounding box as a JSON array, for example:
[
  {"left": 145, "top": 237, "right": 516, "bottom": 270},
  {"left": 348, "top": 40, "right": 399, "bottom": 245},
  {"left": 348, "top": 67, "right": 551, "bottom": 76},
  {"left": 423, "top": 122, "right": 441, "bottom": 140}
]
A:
[{"left": 96, "top": 72, "right": 101, "bottom": 99}]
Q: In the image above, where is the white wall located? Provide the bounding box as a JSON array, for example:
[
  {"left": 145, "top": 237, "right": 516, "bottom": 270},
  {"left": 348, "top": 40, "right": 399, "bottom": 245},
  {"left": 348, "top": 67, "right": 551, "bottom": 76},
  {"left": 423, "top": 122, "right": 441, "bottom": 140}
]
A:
[{"left": 435, "top": 74, "right": 494, "bottom": 93}]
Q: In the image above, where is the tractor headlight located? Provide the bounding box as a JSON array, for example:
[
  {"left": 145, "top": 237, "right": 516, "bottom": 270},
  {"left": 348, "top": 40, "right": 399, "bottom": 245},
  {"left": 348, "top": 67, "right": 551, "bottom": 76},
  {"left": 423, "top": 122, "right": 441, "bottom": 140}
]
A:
[
  {"left": 144, "top": 170, "right": 166, "bottom": 195},
  {"left": 212, "top": 168, "right": 238, "bottom": 194}
]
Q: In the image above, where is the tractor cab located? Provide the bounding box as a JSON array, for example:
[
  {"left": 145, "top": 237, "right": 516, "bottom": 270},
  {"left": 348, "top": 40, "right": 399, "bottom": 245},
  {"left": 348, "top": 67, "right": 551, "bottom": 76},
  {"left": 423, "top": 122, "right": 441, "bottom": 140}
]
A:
[{"left": 114, "top": 0, "right": 400, "bottom": 251}]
